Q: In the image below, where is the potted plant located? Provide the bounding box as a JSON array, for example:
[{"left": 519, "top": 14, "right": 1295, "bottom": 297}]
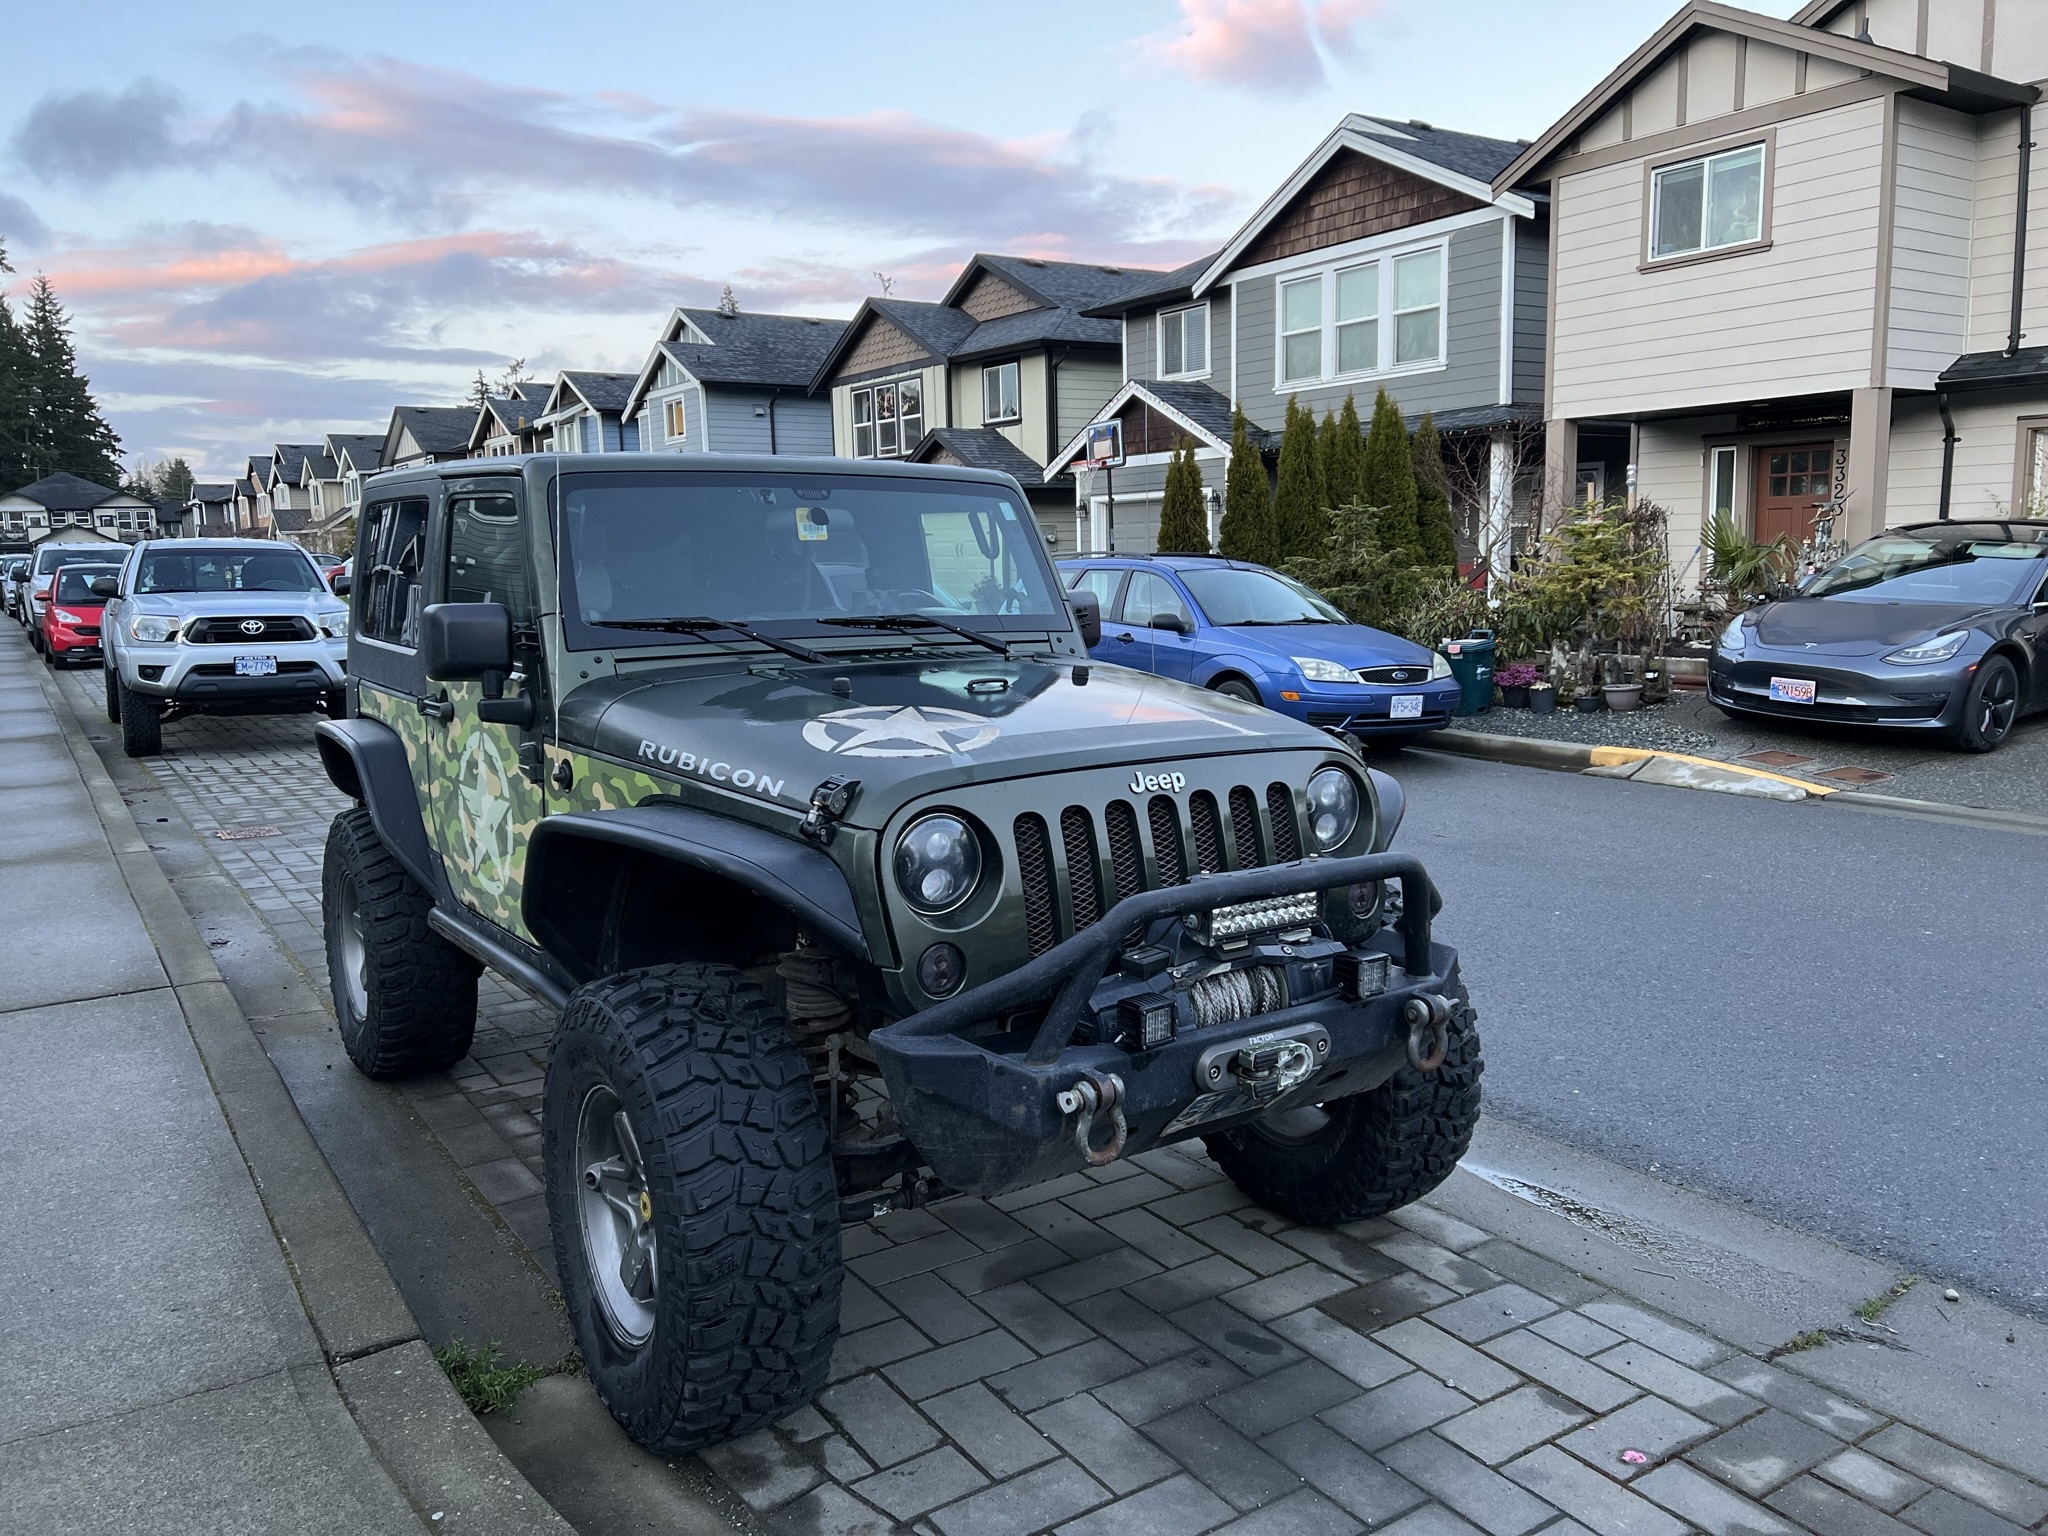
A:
[
  {"left": 1528, "top": 681, "right": 1557, "bottom": 714},
  {"left": 1603, "top": 680, "right": 1645, "bottom": 712},
  {"left": 1496, "top": 662, "right": 1541, "bottom": 708}
]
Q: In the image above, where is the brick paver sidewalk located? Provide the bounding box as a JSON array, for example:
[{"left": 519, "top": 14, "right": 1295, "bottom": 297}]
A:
[{"left": 67, "top": 680, "right": 2048, "bottom": 1536}]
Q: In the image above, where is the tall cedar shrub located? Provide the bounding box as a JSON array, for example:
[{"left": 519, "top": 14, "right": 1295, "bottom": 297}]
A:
[
  {"left": 1324, "top": 393, "right": 1366, "bottom": 510},
  {"left": 1271, "top": 396, "right": 1327, "bottom": 562},
  {"left": 1360, "top": 387, "right": 1420, "bottom": 562},
  {"left": 1412, "top": 412, "right": 1457, "bottom": 572},
  {"left": 1156, "top": 438, "right": 1210, "bottom": 553},
  {"left": 1218, "top": 409, "right": 1274, "bottom": 563}
]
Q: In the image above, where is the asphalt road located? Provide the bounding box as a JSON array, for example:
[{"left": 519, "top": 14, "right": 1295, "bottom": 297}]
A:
[{"left": 1389, "top": 746, "right": 2048, "bottom": 1319}]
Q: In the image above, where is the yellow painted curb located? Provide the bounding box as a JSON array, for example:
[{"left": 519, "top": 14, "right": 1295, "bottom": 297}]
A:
[{"left": 1588, "top": 745, "right": 1837, "bottom": 796}]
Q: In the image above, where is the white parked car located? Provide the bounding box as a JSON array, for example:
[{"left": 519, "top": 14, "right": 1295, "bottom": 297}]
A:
[{"left": 98, "top": 539, "right": 350, "bottom": 757}]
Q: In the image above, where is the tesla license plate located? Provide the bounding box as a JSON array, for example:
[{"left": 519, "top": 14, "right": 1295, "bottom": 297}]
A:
[
  {"left": 1769, "top": 676, "right": 1816, "bottom": 705},
  {"left": 234, "top": 656, "right": 278, "bottom": 677},
  {"left": 1390, "top": 695, "right": 1424, "bottom": 719}
]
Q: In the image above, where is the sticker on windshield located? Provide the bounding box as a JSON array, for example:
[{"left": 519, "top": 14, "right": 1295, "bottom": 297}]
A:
[{"left": 797, "top": 506, "right": 829, "bottom": 542}]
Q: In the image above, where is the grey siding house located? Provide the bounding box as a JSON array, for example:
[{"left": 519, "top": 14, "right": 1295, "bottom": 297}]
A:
[
  {"left": 622, "top": 306, "right": 845, "bottom": 457},
  {"left": 1057, "top": 116, "right": 1546, "bottom": 566},
  {"left": 536, "top": 373, "right": 640, "bottom": 454},
  {"left": 468, "top": 380, "right": 551, "bottom": 457}
]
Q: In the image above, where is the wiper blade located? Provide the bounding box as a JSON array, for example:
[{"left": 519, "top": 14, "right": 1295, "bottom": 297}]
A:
[
  {"left": 588, "top": 615, "right": 826, "bottom": 665},
  {"left": 816, "top": 613, "right": 1011, "bottom": 656},
  {"left": 1234, "top": 617, "right": 1333, "bottom": 626}
]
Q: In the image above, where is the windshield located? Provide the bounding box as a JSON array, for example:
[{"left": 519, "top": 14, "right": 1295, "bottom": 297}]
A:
[
  {"left": 1803, "top": 532, "right": 2046, "bottom": 605},
  {"left": 1180, "top": 567, "right": 1347, "bottom": 626},
  {"left": 136, "top": 548, "right": 323, "bottom": 595},
  {"left": 559, "top": 472, "right": 1064, "bottom": 649},
  {"left": 55, "top": 567, "right": 118, "bottom": 602}
]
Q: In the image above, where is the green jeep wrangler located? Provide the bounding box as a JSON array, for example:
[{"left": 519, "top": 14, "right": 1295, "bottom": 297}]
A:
[{"left": 315, "top": 453, "right": 1481, "bottom": 1455}]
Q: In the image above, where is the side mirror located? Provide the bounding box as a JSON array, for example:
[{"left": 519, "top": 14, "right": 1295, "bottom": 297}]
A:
[
  {"left": 1765, "top": 581, "right": 1796, "bottom": 602},
  {"left": 331, "top": 574, "right": 351, "bottom": 597},
  {"left": 421, "top": 602, "right": 513, "bottom": 682},
  {"left": 1151, "top": 612, "right": 1189, "bottom": 636},
  {"left": 1068, "top": 589, "right": 1102, "bottom": 648},
  {"left": 90, "top": 576, "right": 119, "bottom": 598}
]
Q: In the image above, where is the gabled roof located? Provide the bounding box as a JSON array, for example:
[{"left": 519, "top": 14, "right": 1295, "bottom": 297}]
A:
[
  {"left": 941, "top": 254, "right": 1155, "bottom": 316},
  {"left": 808, "top": 298, "right": 978, "bottom": 389},
  {"left": 269, "top": 443, "right": 321, "bottom": 485},
  {"left": 299, "top": 454, "right": 338, "bottom": 484},
  {"left": 189, "top": 482, "right": 234, "bottom": 504},
  {"left": 1, "top": 470, "right": 128, "bottom": 510},
  {"left": 244, "top": 455, "right": 274, "bottom": 483},
  {"left": 1082, "top": 253, "right": 1219, "bottom": 319},
  {"left": 1194, "top": 115, "right": 1536, "bottom": 297},
  {"left": 272, "top": 506, "right": 314, "bottom": 532},
  {"left": 545, "top": 371, "right": 637, "bottom": 418},
  {"left": 384, "top": 406, "right": 474, "bottom": 460},
  {"left": 1494, "top": 0, "right": 2036, "bottom": 194},
  {"left": 324, "top": 434, "right": 383, "bottom": 472},
  {"left": 1047, "top": 379, "right": 1266, "bottom": 474},
  {"left": 908, "top": 427, "right": 1068, "bottom": 489},
  {"left": 621, "top": 308, "right": 848, "bottom": 416}
]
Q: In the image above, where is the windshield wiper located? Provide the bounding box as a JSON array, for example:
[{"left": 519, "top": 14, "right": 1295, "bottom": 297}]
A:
[
  {"left": 1234, "top": 617, "right": 1334, "bottom": 626},
  {"left": 588, "top": 615, "right": 826, "bottom": 665},
  {"left": 816, "top": 613, "right": 1011, "bottom": 657}
]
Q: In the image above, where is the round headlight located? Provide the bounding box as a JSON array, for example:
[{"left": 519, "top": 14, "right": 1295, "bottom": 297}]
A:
[
  {"left": 893, "top": 814, "right": 983, "bottom": 915},
  {"left": 1305, "top": 768, "right": 1360, "bottom": 851},
  {"left": 130, "top": 614, "right": 174, "bottom": 643}
]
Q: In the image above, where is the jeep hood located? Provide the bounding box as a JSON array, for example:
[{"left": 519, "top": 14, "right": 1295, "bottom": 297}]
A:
[{"left": 560, "top": 656, "right": 1339, "bottom": 824}]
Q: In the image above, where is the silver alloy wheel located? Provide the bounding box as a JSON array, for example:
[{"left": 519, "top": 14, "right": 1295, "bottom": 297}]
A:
[
  {"left": 337, "top": 876, "right": 370, "bottom": 1020},
  {"left": 575, "top": 1085, "right": 658, "bottom": 1346}
]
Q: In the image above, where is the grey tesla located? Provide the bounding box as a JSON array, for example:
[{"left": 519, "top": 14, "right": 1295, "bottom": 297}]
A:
[{"left": 1708, "top": 520, "right": 2048, "bottom": 752}]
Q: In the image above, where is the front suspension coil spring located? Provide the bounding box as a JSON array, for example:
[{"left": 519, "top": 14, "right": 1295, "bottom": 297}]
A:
[
  {"left": 778, "top": 944, "right": 854, "bottom": 1075},
  {"left": 1186, "top": 965, "right": 1287, "bottom": 1031}
]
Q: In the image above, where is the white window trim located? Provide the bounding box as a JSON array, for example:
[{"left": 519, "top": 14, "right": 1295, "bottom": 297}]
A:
[
  {"left": 1647, "top": 142, "right": 1768, "bottom": 264},
  {"left": 1271, "top": 238, "right": 1450, "bottom": 392},
  {"left": 981, "top": 361, "right": 1021, "bottom": 425},
  {"left": 1156, "top": 301, "right": 1212, "bottom": 381},
  {"left": 663, "top": 394, "right": 690, "bottom": 442},
  {"left": 848, "top": 375, "right": 927, "bottom": 459}
]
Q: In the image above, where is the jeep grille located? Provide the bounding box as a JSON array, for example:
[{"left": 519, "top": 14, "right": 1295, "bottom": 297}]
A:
[{"left": 1011, "top": 782, "right": 1309, "bottom": 956}]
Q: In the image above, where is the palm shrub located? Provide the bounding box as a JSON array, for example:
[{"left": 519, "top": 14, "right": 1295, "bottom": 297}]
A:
[
  {"left": 1701, "top": 512, "right": 1796, "bottom": 615},
  {"left": 1156, "top": 438, "right": 1210, "bottom": 553},
  {"left": 1218, "top": 409, "right": 1275, "bottom": 563}
]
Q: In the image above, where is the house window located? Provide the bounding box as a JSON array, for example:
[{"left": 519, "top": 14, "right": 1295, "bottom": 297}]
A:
[
  {"left": 1392, "top": 252, "right": 1442, "bottom": 365},
  {"left": 1709, "top": 445, "right": 1737, "bottom": 525},
  {"left": 664, "top": 398, "right": 688, "bottom": 441},
  {"left": 982, "top": 361, "right": 1021, "bottom": 424},
  {"left": 1159, "top": 304, "right": 1209, "bottom": 378},
  {"left": 1334, "top": 267, "right": 1378, "bottom": 374},
  {"left": 850, "top": 378, "right": 924, "bottom": 458},
  {"left": 2023, "top": 426, "right": 2048, "bottom": 517},
  {"left": 1651, "top": 144, "right": 1764, "bottom": 260},
  {"left": 1280, "top": 276, "right": 1322, "bottom": 383}
]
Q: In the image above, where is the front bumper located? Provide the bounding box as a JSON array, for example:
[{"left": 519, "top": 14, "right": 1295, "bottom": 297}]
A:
[
  {"left": 1707, "top": 651, "right": 1965, "bottom": 730},
  {"left": 1293, "top": 680, "right": 1461, "bottom": 735},
  {"left": 869, "top": 851, "right": 1448, "bottom": 1196},
  {"left": 123, "top": 640, "right": 347, "bottom": 705}
]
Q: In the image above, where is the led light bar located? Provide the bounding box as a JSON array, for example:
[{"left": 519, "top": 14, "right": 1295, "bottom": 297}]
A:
[{"left": 1188, "top": 891, "right": 1320, "bottom": 947}]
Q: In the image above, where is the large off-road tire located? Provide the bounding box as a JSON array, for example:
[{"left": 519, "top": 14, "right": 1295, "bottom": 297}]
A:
[
  {"left": 545, "top": 964, "right": 841, "bottom": 1455},
  {"left": 1206, "top": 978, "right": 1482, "bottom": 1226},
  {"left": 103, "top": 664, "right": 120, "bottom": 723},
  {"left": 118, "top": 678, "right": 161, "bottom": 757},
  {"left": 1951, "top": 654, "right": 2019, "bottom": 753},
  {"left": 322, "top": 806, "right": 478, "bottom": 1077}
]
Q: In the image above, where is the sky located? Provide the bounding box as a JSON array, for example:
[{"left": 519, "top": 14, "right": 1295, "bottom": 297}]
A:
[{"left": 0, "top": 0, "right": 1799, "bottom": 481}]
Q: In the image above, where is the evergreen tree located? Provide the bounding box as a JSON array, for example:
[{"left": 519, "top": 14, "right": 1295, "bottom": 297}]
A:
[
  {"left": 23, "top": 276, "right": 120, "bottom": 485},
  {"left": 0, "top": 239, "right": 35, "bottom": 489},
  {"left": 1360, "top": 387, "right": 1421, "bottom": 562},
  {"left": 1325, "top": 393, "right": 1366, "bottom": 509},
  {"left": 1271, "top": 396, "right": 1327, "bottom": 561},
  {"left": 1156, "top": 438, "right": 1210, "bottom": 553},
  {"left": 1218, "top": 408, "right": 1274, "bottom": 564},
  {"left": 1412, "top": 412, "right": 1457, "bottom": 572},
  {"left": 157, "top": 455, "right": 195, "bottom": 504}
]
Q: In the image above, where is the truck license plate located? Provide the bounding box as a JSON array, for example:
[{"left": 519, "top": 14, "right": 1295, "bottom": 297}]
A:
[
  {"left": 1390, "top": 694, "right": 1424, "bottom": 719},
  {"left": 1768, "top": 676, "right": 1815, "bottom": 704},
  {"left": 234, "top": 656, "right": 278, "bottom": 677}
]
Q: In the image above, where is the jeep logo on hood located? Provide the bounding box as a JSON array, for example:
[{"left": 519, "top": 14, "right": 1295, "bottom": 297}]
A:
[
  {"left": 1129, "top": 770, "right": 1187, "bottom": 794},
  {"left": 803, "top": 705, "right": 1000, "bottom": 759}
]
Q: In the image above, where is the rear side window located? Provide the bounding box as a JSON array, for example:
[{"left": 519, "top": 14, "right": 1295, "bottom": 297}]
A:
[
  {"left": 1123, "top": 570, "right": 1194, "bottom": 629},
  {"left": 358, "top": 497, "right": 429, "bottom": 646}
]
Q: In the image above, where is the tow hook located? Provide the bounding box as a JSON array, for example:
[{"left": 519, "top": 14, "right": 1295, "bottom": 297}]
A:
[
  {"left": 1056, "top": 1070, "right": 1127, "bottom": 1167},
  {"left": 1404, "top": 994, "right": 1452, "bottom": 1073}
]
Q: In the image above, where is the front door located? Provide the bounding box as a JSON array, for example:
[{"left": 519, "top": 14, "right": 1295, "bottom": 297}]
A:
[
  {"left": 429, "top": 489, "right": 547, "bottom": 940},
  {"left": 1753, "top": 443, "right": 1836, "bottom": 545}
]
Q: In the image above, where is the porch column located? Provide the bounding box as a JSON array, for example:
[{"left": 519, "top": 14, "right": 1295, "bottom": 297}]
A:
[
  {"left": 1845, "top": 387, "right": 1893, "bottom": 545},
  {"left": 1486, "top": 432, "right": 1513, "bottom": 583},
  {"left": 1542, "top": 418, "right": 1578, "bottom": 520}
]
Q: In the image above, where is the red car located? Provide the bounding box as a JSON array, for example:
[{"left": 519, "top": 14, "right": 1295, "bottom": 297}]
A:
[{"left": 40, "top": 562, "right": 119, "bottom": 667}]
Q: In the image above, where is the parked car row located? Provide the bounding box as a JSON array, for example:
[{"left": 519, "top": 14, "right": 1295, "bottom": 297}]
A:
[{"left": 7, "top": 542, "right": 126, "bottom": 669}]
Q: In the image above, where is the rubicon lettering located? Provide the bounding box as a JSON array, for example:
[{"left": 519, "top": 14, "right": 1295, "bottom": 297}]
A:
[
  {"left": 1129, "top": 770, "right": 1188, "bottom": 794},
  {"left": 637, "top": 740, "right": 787, "bottom": 800}
]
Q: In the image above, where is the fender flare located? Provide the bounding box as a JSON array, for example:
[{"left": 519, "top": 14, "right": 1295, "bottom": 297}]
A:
[
  {"left": 524, "top": 805, "right": 870, "bottom": 973},
  {"left": 313, "top": 718, "right": 439, "bottom": 893},
  {"left": 1367, "top": 767, "right": 1406, "bottom": 847}
]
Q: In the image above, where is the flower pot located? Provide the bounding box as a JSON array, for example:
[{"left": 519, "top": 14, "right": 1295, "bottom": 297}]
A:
[
  {"left": 1574, "top": 693, "right": 1604, "bottom": 712},
  {"left": 1528, "top": 687, "right": 1556, "bottom": 715},
  {"left": 1500, "top": 685, "right": 1530, "bottom": 709},
  {"left": 1603, "top": 683, "right": 1645, "bottom": 713}
]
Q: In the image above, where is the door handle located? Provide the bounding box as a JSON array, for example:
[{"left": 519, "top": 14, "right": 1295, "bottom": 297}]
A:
[
  {"left": 417, "top": 691, "right": 453, "bottom": 721},
  {"left": 1113, "top": 631, "right": 1135, "bottom": 643}
]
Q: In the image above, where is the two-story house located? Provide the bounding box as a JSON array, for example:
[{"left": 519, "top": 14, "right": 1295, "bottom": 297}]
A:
[
  {"left": 808, "top": 256, "right": 1154, "bottom": 546},
  {"left": 233, "top": 456, "right": 272, "bottom": 535},
  {"left": 183, "top": 482, "right": 235, "bottom": 536},
  {"left": 1500, "top": 0, "right": 2044, "bottom": 574},
  {"left": 621, "top": 306, "right": 844, "bottom": 457},
  {"left": 1053, "top": 117, "right": 1545, "bottom": 563},
  {"left": 534, "top": 373, "right": 640, "bottom": 453},
  {"left": 0, "top": 472, "right": 154, "bottom": 546},
  {"left": 265, "top": 444, "right": 322, "bottom": 545}
]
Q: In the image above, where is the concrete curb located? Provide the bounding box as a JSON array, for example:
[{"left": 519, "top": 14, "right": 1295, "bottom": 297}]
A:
[{"left": 35, "top": 664, "right": 571, "bottom": 1536}]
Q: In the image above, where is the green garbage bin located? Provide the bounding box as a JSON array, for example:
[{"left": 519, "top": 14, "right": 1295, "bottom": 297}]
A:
[{"left": 1441, "top": 628, "right": 1496, "bottom": 716}]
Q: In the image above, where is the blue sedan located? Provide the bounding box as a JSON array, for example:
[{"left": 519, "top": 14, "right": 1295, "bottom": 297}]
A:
[{"left": 1058, "top": 555, "right": 1459, "bottom": 743}]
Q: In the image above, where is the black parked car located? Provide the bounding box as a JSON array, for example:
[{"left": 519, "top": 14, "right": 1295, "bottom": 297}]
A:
[{"left": 1709, "top": 520, "right": 2048, "bottom": 752}]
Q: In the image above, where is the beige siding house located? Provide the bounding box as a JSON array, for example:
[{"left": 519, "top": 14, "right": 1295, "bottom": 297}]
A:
[{"left": 1499, "top": 0, "right": 2046, "bottom": 591}]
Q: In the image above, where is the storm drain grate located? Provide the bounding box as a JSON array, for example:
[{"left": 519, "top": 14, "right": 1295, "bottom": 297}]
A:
[
  {"left": 214, "top": 825, "right": 282, "bottom": 841},
  {"left": 1814, "top": 765, "right": 1890, "bottom": 784},
  {"left": 1738, "top": 750, "right": 1815, "bottom": 768}
]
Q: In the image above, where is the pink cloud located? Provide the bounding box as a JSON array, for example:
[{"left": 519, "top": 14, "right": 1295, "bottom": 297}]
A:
[{"left": 1151, "top": 0, "right": 1382, "bottom": 93}]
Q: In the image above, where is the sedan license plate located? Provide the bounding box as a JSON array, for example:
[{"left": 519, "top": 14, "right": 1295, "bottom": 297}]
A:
[
  {"left": 1769, "top": 676, "right": 1816, "bottom": 705},
  {"left": 1390, "top": 694, "right": 1424, "bottom": 720},
  {"left": 234, "top": 655, "right": 278, "bottom": 677}
]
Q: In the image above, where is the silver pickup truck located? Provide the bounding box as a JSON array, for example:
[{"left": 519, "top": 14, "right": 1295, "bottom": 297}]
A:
[{"left": 98, "top": 538, "right": 350, "bottom": 757}]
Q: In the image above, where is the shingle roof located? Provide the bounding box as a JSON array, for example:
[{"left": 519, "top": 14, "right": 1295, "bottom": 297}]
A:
[
  {"left": 951, "top": 304, "right": 1122, "bottom": 358},
  {"left": 1939, "top": 345, "right": 2048, "bottom": 389},
  {"left": 270, "top": 443, "right": 321, "bottom": 483},
  {"left": 870, "top": 299, "right": 980, "bottom": 362},
  {"left": 910, "top": 428, "right": 1068, "bottom": 489},
  {"left": 390, "top": 407, "right": 474, "bottom": 455},
  {"left": 1140, "top": 380, "right": 1257, "bottom": 448},
  {"left": 669, "top": 309, "right": 848, "bottom": 386},
  {"left": 272, "top": 506, "right": 315, "bottom": 532},
  {"left": 557, "top": 371, "right": 637, "bottom": 414},
  {"left": 1355, "top": 116, "right": 1526, "bottom": 182},
  {"left": 2, "top": 470, "right": 125, "bottom": 510},
  {"left": 483, "top": 395, "right": 539, "bottom": 431},
  {"left": 245, "top": 456, "right": 274, "bottom": 483},
  {"left": 1082, "top": 253, "right": 1219, "bottom": 318},
  {"left": 305, "top": 454, "right": 338, "bottom": 481},
  {"left": 971, "top": 255, "right": 1160, "bottom": 314},
  {"left": 325, "top": 433, "right": 384, "bottom": 470},
  {"left": 189, "top": 482, "right": 234, "bottom": 503}
]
